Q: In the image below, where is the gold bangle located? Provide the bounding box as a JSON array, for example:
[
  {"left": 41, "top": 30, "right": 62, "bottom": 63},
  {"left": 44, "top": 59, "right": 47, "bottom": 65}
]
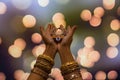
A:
[
  {"left": 31, "top": 67, "right": 48, "bottom": 79},
  {"left": 37, "top": 54, "right": 54, "bottom": 65}
]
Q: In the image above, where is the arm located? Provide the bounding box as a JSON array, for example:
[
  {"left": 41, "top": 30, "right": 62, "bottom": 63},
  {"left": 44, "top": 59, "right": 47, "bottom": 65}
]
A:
[
  {"left": 58, "top": 25, "right": 83, "bottom": 80},
  {"left": 27, "top": 24, "right": 57, "bottom": 80}
]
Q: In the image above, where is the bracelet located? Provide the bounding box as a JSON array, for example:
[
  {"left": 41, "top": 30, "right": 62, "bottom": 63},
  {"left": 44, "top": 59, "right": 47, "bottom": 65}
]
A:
[
  {"left": 31, "top": 67, "right": 48, "bottom": 80},
  {"left": 60, "top": 61, "right": 80, "bottom": 75},
  {"left": 34, "top": 54, "right": 54, "bottom": 74},
  {"left": 37, "top": 54, "right": 54, "bottom": 65}
]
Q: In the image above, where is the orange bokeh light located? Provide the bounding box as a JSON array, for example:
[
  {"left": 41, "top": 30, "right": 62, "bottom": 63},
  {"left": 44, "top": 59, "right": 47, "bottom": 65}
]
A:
[{"left": 31, "top": 33, "right": 42, "bottom": 44}]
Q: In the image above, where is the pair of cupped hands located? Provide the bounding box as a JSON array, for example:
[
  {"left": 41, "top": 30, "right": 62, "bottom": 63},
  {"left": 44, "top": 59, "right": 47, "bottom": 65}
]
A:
[{"left": 40, "top": 24, "right": 77, "bottom": 55}]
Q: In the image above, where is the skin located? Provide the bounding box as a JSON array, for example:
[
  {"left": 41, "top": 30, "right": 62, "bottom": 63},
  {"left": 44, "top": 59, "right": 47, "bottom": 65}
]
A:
[{"left": 27, "top": 24, "right": 82, "bottom": 80}]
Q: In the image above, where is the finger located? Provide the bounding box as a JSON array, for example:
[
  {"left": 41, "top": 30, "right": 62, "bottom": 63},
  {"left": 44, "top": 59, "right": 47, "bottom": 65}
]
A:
[
  {"left": 46, "top": 24, "right": 51, "bottom": 32},
  {"left": 71, "top": 25, "right": 77, "bottom": 34},
  {"left": 40, "top": 26, "right": 45, "bottom": 36}
]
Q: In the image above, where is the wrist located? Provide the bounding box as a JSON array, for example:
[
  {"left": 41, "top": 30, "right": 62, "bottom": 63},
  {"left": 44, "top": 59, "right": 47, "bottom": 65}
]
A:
[{"left": 43, "top": 44, "right": 57, "bottom": 59}]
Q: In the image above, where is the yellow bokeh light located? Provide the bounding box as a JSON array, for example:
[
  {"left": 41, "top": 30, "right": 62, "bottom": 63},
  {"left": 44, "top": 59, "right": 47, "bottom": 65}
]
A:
[
  {"left": 103, "top": 0, "right": 115, "bottom": 10},
  {"left": 30, "top": 60, "right": 36, "bottom": 69},
  {"left": 0, "top": 72, "right": 6, "bottom": 80},
  {"left": 52, "top": 12, "right": 66, "bottom": 28},
  {"left": 84, "top": 36, "right": 95, "bottom": 48},
  {"left": 110, "top": 19, "right": 120, "bottom": 31},
  {"left": 31, "top": 33, "right": 42, "bottom": 44},
  {"left": 32, "top": 44, "right": 46, "bottom": 57},
  {"left": 8, "top": 45, "right": 22, "bottom": 58},
  {"left": 38, "top": 0, "right": 49, "bottom": 7},
  {"left": 106, "top": 47, "right": 118, "bottom": 59},
  {"left": 80, "top": 9, "right": 92, "bottom": 21},
  {"left": 94, "top": 7, "right": 104, "bottom": 18},
  {"left": 89, "top": 15, "right": 102, "bottom": 27},
  {"left": 22, "top": 15, "right": 36, "bottom": 28},
  {"left": 0, "top": 2, "right": 7, "bottom": 15},
  {"left": 95, "top": 71, "right": 106, "bottom": 80},
  {"left": 107, "top": 70, "right": 118, "bottom": 80},
  {"left": 14, "top": 38, "right": 26, "bottom": 50},
  {"left": 107, "top": 33, "right": 119, "bottom": 47}
]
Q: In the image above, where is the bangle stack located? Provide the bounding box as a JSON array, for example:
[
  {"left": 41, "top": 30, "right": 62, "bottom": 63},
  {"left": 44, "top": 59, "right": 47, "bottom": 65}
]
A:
[
  {"left": 31, "top": 54, "right": 54, "bottom": 79},
  {"left": 60, "top": 61, "right": 81, "bottom": 80}
]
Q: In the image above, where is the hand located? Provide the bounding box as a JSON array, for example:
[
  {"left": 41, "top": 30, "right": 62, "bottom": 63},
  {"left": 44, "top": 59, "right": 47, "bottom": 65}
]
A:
[
  {"left": 40, "top": 24, "right": 57, "bottom": 58},
  {"left": 58, "top": 25, "right": 77, "bottom": 50}
]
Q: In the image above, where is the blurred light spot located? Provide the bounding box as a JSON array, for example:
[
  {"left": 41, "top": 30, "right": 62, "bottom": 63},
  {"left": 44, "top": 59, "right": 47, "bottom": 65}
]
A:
[
  {"left": 107, "top": 33, "right": 119, "bottom": 47},
  {"left": 10, "top": 16, "right": 26, "bottom": 33},
  {"left": 103, "top": 0, "right": 115, "bottom": 10},
  {"left": 117, "top": 6, "right": 120, "bottom": 16},
  {"left": 32, "top": 44, "right": 46, "bottom": 57},
  {"left": 31, "top": 33, "right": 42, "bottom": 44},
  {"left": 14, "top": 38, "right": 26, "bottom": 50},
  {"left": 88, "top": 50, "right": 100, "bottom": 62},
  {"left": 106, "top": 47, "right": 118, "bottom": 59},
  {"left": 14, "top": 70, "right": 24, "bottom": 80},
  {"left": 84, "top": 36, "right": 95, "bottom": 48},
  {"left": 80, "top": 68, "right": 88, "bottom": 74},
  {"left": 0, "top": 2, "right": 7, "bottom": 15},
  {"left": 8, "top": 45, "right": 22, "bottom": 58},
  {"left": 22, "top": 15, "right": 36, "bottom": 28},
  {"left": 0, "top": 72, "right": 6, "bottom": 80},
  {"left": 11, "top": 0, "right": 32, "bottom": 10},
  {"left": 110, "top": 19, "right": 120, "bottom": 31},
  {"left": 89, "top": 15, "right": 102, "bottom": 27},
  {"left": 81, "top": 72, "right": 93, "bottom": 80},
  {"left": 0, "top": 37, "right": 2, "bottom": 45},
  {"left": 107, "top": 70, "right": 118, "bottom": 80},
  {"left": 95, "top": 71, "right": 106, "bottom": 80},
  {"left": 94, "top": 7, "right": 104, "bottom": 18},
  {"left": 80, "top": 9, "right": 92, "bottom": 21},
  {"left": 22, "top": 72, "right": 30, "bottom": 80},
  {"left": 38, "top": 0, "right": 49, "bottom": 7},
  {"left": 54, "top": 0, "right": 70, "bottom": 4},
  {"left": 30, "top": 60, "right": 36, "bottom": 69},
  {"left": 50, "top": 68, "right": 63, "bottom": 80},
  {"left": 52, "top": 12, "right": 66, "bottom": 28}
]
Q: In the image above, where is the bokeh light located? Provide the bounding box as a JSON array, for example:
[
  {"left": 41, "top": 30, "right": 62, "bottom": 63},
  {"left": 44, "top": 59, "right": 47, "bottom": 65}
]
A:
[
  {"left": 14, "top": 70, "right": 24, "bottom": 80},
  {"left": 94, "top": 7, "right": 104, "bottom": 18},
  {"left": 106, "top": 47, "right": 118, "bottom": 59},
  {"left": 80, "top": 9, "right": 92, "bottom": 21},
  {"left": 31, "top": 33, "right": 42, "bottom": 44},
  {"left": 0, "top": 37, "right": 2, "bottom": 45},
  {"left": 0, "top": 2, "right": 7, "bottom": 15},
  {"left": 30, "top": 60, "right": 36, "bottom": 69},
  {"left": 103, "top": 0, "right": 115, "bottom": 10},
  {"left": 107, "top": 70, "right": 118, "bottom": 80},
  {"left": 95, "top": 71, "right": 106, "bottom": 80},
  {"left": 38, "top": 0, "right": 49, "bottom": 7},
  {"left": 32, "top": 44, "right": 46, "bottom": 57},
  {"left": 0, "top": 72, "right": 6, "bottom": 80},
  {"left": 22, "top": 15, "right": 36, "bottom": 28},
  {"left": 89, "top": 15, "right": 102, "bottom": 27},
  {"left": 81, "top": 71, "right": 93, "bottom": 80},
  {"left": 52, "top": 12, "right": 66, "bottom": 28},
  {"left": 88, "top": 50, "right": 100, "bottom": 62},
  {"left": 14, "top": 38, "right": 26, "bottom": 50},
  {"left": 84, "top": 36, "right": 95, "bottom": 48},
  {"left": 107, "top": 33, "right": 119, "bottom": 47},
  {"left": 8, "top": 45, "right": 22, "bottom": 58},
  {"left": 110, "top": 19, "right": 120, "bottom": 31},
  {"left": 11, "top": 0, "right": 32, "bottom": 10}
]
